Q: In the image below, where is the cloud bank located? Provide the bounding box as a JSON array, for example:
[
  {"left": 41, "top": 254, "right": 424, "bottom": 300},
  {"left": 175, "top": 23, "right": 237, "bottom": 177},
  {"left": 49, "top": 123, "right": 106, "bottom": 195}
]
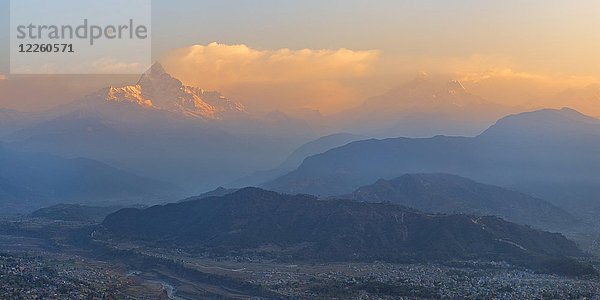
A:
[
  {"left": 377, "top": 53, "right": 600, "bottom": 116},
  {"left": 0, "top": 74, "right": 138, "bottom": 112},
  {"left": 162, "top": 46, "right": 600, "bottom": 116},
  {"left": 451, "top": 63, "right": 600, "bottom": 116},
  {"left": 161, "top": 43, "right": 379, "bottom": 113}
]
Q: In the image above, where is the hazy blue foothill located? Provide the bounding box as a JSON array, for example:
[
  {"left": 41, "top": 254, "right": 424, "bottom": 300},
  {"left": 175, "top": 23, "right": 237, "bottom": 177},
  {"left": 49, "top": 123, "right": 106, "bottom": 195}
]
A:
[
  {"left": 230, "top": 133, "right": 366, "bottom": 187},
  {"left": 266, "top": 108, "right": 600, "bottom": 220},
  {"left": 0, "top": 143, "right": 172, "bottom": 213},
  {"left": 348, "top": 173, "right": 580, "bottom": 232}
]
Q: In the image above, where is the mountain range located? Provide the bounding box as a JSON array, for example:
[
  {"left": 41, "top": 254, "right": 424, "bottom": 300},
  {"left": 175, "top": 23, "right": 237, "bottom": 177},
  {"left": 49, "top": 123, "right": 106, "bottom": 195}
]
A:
[
  {"left": 265, "top": 108, "right": 600, "bottom": 218},
  {"left": 3, "top": 65, "right": 600, "bottom": 226}
]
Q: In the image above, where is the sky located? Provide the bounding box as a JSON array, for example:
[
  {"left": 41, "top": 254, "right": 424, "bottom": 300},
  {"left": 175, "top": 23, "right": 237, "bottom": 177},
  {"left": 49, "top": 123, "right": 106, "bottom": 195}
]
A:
[{"left": 1, "top": 0, "right": 600, "bottom": 115}]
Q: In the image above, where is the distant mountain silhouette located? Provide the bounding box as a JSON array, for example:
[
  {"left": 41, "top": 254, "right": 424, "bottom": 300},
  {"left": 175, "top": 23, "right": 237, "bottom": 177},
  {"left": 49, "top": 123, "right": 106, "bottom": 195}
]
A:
[
  {"left": 480, "top": 107, "right": 600, "bottom": 140},
  {"left": 329, "top": 74, "right": 518, "bottom": 137},
  {"left": 280, "top": 133, "right": 367, "bottom": 170},
  {"left": 265, "top": 108, "right": 600, "bottom": 217},
  {"left": 102, "top": 188, "right": 594, "bottom": 276},
  {"left": 0, "top": 144, "right": 173, "bottom": 213},
  {"left": 231, "top": 133, "right": 365, "bottom": 187},
  {"left": 349, "top": 174, "right": 580, "bottom": 231}
]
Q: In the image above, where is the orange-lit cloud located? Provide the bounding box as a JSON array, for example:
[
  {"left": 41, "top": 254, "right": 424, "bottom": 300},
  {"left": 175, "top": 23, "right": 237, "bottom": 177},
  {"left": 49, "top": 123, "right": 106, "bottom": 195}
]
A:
[
  {"left": 0, "top": 75, "right": 6, "bottom": 80},
  {"left": 455, "top": 67, "right": 600, "bottom": 115},
  {"left": 378, "top": 53, "right": 600, "bottom": 116},
  {"left": 455, "top": 66, "right": 599, "bottom": 93},
  {"left": 161, "top": 43, "right": 379, "bottom": 114},
  {"left": 0, "top": 74, "right": 138, "bottom": 112}
]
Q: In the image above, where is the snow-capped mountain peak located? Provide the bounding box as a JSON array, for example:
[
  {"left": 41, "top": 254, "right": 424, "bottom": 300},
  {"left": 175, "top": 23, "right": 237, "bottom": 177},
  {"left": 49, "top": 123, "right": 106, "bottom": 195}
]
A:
[
  {"left": 95, "top": 63, "right": 245, "bottom": 120},
  {"left": 105, "top": 85, "right": 153, "bottom": 107}
]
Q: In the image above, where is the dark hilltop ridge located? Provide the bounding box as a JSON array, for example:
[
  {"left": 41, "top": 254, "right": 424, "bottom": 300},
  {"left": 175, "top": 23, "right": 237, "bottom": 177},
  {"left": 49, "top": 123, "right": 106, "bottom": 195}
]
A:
[{"left": 102, "top": 187, "right": 596, "bottom": 276}]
